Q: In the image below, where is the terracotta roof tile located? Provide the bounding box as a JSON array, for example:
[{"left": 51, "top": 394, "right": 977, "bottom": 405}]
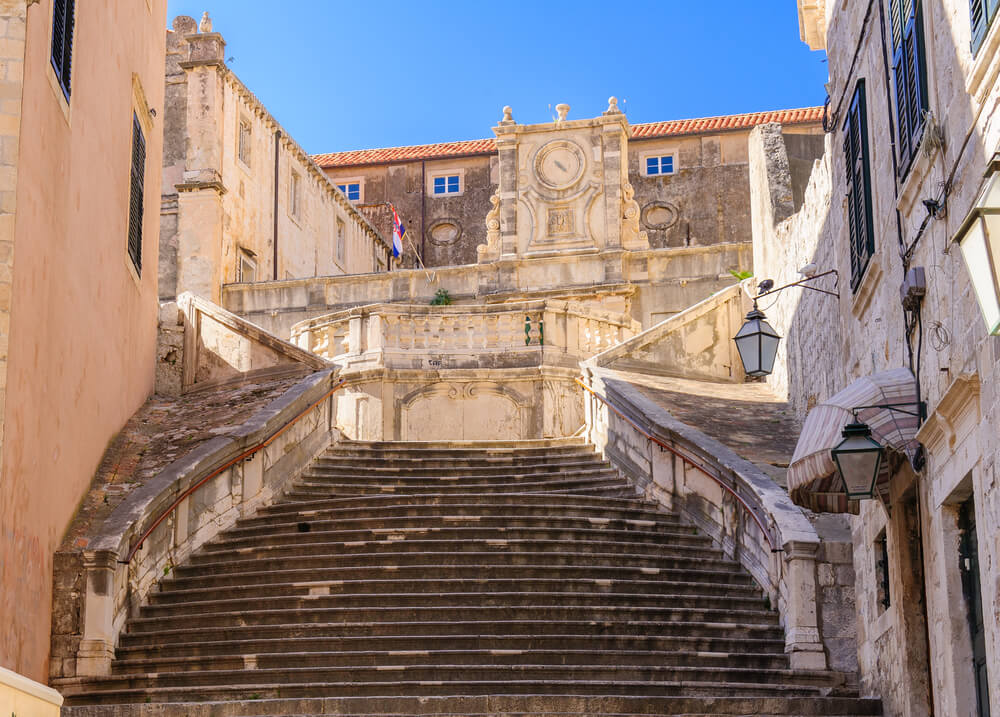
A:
[{"left": 313, "top": 107, "right": 823, "bottom": 168}]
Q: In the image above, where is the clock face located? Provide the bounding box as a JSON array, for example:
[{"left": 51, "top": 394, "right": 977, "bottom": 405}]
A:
[{"left": 535, "top": 141, "right": 585, "bottom": 190}]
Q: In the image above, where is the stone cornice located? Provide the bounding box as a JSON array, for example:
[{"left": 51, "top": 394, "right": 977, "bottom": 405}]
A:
[{"left": 915, "top": 373, "right": 981, "bottom": 456}]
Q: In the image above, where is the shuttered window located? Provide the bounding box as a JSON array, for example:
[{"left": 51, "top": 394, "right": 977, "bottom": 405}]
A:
[
  {"left": 50, "top": 0, "right": 75, "bottom": 99},
  {"left": 844, "top": 82, "right": 874, "bottom": 292},
  {"left": 970, "top": 0, "right": 1000, "bottom": 55},
  {"left": 127, "top": 113, "right": 146, "bottom": 275},
  {"left": 890, "top": 0, "right": 928, "bottom": 177}
]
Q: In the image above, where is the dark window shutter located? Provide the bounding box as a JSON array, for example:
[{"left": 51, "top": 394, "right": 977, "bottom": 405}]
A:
[
  {"left": 128, "top": 114, "right": 146, "bottom": 275},
  {"left": 971, "top": 0, "right": 991, "bottom": 53},
  {"left": 891, "top": 0, "right": 927, "bottom": 176},
  {"left": 844, "top": 81, "right": 874, "bottom": 291},
  {"left": 50, "top": 0, "right": 74, "bottom": 98}
]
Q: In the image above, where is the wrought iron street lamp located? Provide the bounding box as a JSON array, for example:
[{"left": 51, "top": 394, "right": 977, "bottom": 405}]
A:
[
  {"left": 953, "top": 153, "right": 1000, "bottom": 335},
  {"left": 733, "top": 302, "right": 781, "bottom": 378},
  {"left": 732, "top": 270, "right": 839, "bottom": 378},
  {"left": 831, "top": 421, "right": 883, "bottom": 500}
]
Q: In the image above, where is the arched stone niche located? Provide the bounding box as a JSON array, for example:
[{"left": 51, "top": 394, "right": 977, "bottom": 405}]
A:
[
  {"left": 399, "top": 382, "right": 528, "bottom": 441},
  {"left": 641, "top": 201, "right": 680, "bottom": 230}
]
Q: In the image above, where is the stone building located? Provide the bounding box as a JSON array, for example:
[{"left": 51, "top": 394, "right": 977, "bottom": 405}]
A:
[
  {"left": 159, "top": 15, "right": 391, "bottom": 305},
  {"left": 315, "top": 107, "right": 825, "bottom": 269},
  {"left": 750, "top": 0, "right": 1000, "bottom": 715},
  {"left": 0, "top": 0, "right": 167, "bottom": 706}
]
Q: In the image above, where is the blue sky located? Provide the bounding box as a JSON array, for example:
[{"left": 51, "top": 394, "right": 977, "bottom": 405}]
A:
[{"left": 166, "top": 1, "right": 828, "bottom": 154}]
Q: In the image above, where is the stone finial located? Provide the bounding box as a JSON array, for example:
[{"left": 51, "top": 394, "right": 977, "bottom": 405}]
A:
[
  {"left": 199, "top": 11, "right": 212, "bottom": 33},
  {"left": 604, "top": 96, "right": 622, "bottom": 115},
  {"left": 555, "top": 103, "right": 570, "bottom": 122},
  {"left": 499, "top": 106, "right": 515, "bottom": 125},
  {"left": 172, "top": 15, "right": 198, "bottom": 34}
]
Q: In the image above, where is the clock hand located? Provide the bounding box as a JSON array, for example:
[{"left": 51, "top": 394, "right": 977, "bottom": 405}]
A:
[{"left": 554, "top": 160, "right": 567, "bottom": 172}]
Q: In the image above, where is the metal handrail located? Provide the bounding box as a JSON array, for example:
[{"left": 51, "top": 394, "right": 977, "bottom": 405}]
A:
[
  {"left": 122, "top": 378, "right": 347, "bottom": 563},
  {"left": 575, "top": 377, "right": 781, "bottom": 552}
]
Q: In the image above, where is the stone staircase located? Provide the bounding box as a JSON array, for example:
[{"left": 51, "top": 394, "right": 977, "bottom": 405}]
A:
[{"left": 59, "top": 439, "right": 880, "bottom": 716}]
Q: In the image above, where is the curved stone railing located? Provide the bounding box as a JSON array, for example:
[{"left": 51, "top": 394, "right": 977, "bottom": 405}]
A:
[
  {"left": 291, "top": 301, "right": 640, "bottom": 371},
  {"left": 580, "top": 366, "right": 834, "bottom": 672}
]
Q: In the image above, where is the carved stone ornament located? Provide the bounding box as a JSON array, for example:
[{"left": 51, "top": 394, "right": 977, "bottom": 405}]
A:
[
  {"left": 500, "top": 106, "right": 515, "bottom": 125},
  {"left": 534, "top": 140, "right": 585, "bottom": 190},
  {"left": 621, "top": 183, "right": 649, "bottom": 250},
  {"left": 199, "top": 11, "right": 212, "bottom": 33},
  {"left": 477, "top": 191, "right": 502, "bottom": 262},
  {"left": 604, "top": 96, "right": 622, "bottom": 115},
  {"left": 555, "top": 103, "right": 570, "bottom": 122}
]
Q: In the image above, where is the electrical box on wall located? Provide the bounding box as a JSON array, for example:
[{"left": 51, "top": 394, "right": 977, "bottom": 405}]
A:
[{"left": 901, "top": 267, "right": 926, "bottom": 311}]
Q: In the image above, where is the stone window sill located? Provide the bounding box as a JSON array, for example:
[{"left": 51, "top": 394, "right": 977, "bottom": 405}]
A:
[
  {"left": 850, "top": 253, "right": 883, "bottom": 320},
  {"left": 967, "top": 18, "right": 1000, "bottom": 102}
]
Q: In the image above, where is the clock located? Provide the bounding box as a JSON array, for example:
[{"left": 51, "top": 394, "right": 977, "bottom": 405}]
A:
[{"left": 534, "top": 140, "right": 585, "bottom": 190}]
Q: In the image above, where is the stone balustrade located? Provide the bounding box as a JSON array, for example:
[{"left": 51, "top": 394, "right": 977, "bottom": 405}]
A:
[{"left": 291, "top": 301, "right": 640, "bottom": 372}]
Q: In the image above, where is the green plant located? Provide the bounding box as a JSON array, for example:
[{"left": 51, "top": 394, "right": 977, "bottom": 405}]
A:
[
  {"left": 729, "top": 269, "right": 753, "bottom": 281},
  {"left": 430, "top": 288, "right": 453, "bottom": 306}
]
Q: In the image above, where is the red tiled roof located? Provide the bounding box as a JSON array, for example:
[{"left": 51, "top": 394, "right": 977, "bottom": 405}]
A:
[{"left": 313, "top": 107, "right": 823, "bottom": 168}]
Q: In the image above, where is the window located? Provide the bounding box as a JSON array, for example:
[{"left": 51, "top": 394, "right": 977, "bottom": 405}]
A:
[
  {"left": 875, "top": 531, "right": 891, "bottom": 611},
  {"left": 127, "top": 113, "right": 145, "bottom": 275},
  {"left": 844, "top": 81, "right": 874, "bottom": 292},
  {"left": 432, "top": 174, "right": 460, "bottom": 195},
  {"left": 336, "top": 218, "right": 345, "bottom": 263},
  {"left": 290, "top": 171, "right": 301, "bottom": 218},
  {"left": 889, "top": 0, "right": 928, "bottom": 176},
  {"left": 337, "top": 182, "right": 361, "bottom": 201},
  {"left": 238, "top": 118, "right": 251, "bottom": 167},
  {"left": 970, "top": 0, "right": 999, "bottom": 55},
  {"left": 645, "top": 155, "right": 675, "bottom": 176},
  {"left": 50, "top": 0, "right": 75, "bottom": 99},
  {"left": 959, "top": 497, "right": 991, "bottom": 717},
  {"left": 236, "top": 249, "right": 256, "bottom": 283}
]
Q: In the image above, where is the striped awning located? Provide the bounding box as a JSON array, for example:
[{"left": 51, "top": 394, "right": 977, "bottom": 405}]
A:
[{"left": 788, "top": 368, "right": 921, "bottom": 514}]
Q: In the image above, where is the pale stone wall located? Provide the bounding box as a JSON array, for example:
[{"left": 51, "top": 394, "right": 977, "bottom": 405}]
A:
[
  {"left": 0, "top": 664, "right": 62, "bottom": 715},
  {"left": 160, "top": 16, "right": 390, "bottom": 304},
  {"left": 0, "top": 0, "right": 166, "bottom": 683},
  {"left": 759, "top": 1, "right": 1000, "bottom": 713}
]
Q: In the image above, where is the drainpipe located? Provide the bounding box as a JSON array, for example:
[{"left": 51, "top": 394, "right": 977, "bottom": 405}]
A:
[
  {"left": 273, "top": 129, "right": 281, "bottom": 280},
  {"left": 420, "top": 160, "right": 426, "bottom": 265}
]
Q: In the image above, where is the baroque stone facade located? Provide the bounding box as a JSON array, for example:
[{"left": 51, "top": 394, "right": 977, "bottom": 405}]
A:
[
  {"left": 751, "top": 1, "right": 1000, "bottom": 715},
  {"left": 316, "top": 108, "right": 824, "bottom": 270}
]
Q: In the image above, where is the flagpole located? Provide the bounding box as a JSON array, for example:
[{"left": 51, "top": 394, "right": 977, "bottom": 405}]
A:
[{"left": 386, "top": 201, "right": 436, "bottom": 284}]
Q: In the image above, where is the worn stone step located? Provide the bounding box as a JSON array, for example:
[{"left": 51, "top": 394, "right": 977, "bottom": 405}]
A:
[
  {"left": 117, "top": 630, "right": 788, "bottom": 659},
  {"left": 117, "top": 617, "right": 785, "bottom": 648},
  {"left": 60, "top": 676, "right": 839, "bottom": 705},
  {"left": 70, "top": 662, "right": 846, "bottom": 693},
  {"left": 162, "top": 562, "right": 758, "bottom": 592},
  {"left": 126, "top": 603, "right": 782, "bottom": 634},
  {"left": 61, "top": 693, "right": 883, "bottom": 716},
  {"left": 308, "top": 457, "right": 610, "bottom": 474},
  {"left": 200, "top": 524, "right": 713, "bottom": 554},
  {"left": 147, "top": 576, "right": 765, "bottom": 607},
  {"left": 138, "top": 592, "right": 779, "bottom": 621},
  {"left": 285, "top": 476, "right": 626, "bottom": 496},
  {"left": 294, "top": 470, "right": 621, "bottom": 487},
  {"left": 110, "top": 647, "right": 792, "bottom": 675},
  {"left": 194, "top": 536, "right": 728, "bottom": 565},
  {"left": 315, "top": 453, "right": 603, "bottom": 470},
  {"left": 171, "top": 550, "right": 748, "bottom": 581}
]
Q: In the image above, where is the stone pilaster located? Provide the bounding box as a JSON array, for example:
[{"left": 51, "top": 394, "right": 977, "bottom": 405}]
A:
[
  {"left": 782, "top": 539, "right": 829, "bottom": 670},
  {"left": 75, "top": 550, "right": 120, "bottom": 677}
]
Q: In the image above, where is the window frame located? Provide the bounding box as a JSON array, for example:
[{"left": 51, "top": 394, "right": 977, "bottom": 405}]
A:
[
  {"left": 289, "top": 170, "right": 302, "bottom": 219},
  {"left": 970, "top": 0, "right": 1000, "bottom": 55},
  {"left": 336, "top": 217, "right": 346, "bottom": 265},
  {"left": 889, "top": 0, "right": 929, "bottom": 178},
  {"left": 336, "top": 180, "right": 362, "bottom": 203},
  {"left": 644, "top": 154, "right": 676, "bottom": 177},
  {"left": 238, "top": 116, "right": 252, "bottom": 169},
  {"left": 126, "top": 112, "right": 146, "bottom": 277},
  {"left": 426, "top": 168, "right": 465, "bottom": 198},
  {"left": 844, "top": 80, "right": 875, "bottom": 293},
  {"left": 50, "top": 0, "right": 75, "bottom": 101},
  {"left": 236, "top": 248, "right": 257, "bottom": 283}
]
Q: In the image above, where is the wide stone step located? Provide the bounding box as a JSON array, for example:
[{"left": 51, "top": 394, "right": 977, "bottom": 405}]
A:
[
  {"left": 70, "top": 662, "right": 847, "bottom": 693},
  {"left": 309, "top": 457, "right": 609, "bottom": 473},
  {"left": 138, "top": 591, "right": 778, "bottom": 620},
  {"left": 295, "top": 470, "right": 620, "bottom": 486},
  {"left": 172, "top": 550, "right": 747, "bottom": 580},
  {"left": 285, "top": 477, "right": 626, "bottom": 496},
  {"left": 315, "top": 453, "right": 603, "bottom": 470},
  {"left": 118, "top": 617, "right": 785, "bottom": 647},
  {"left": 162, "top": 563, "right": 758, "bottom": 592},
  {"left": 183, "top": 541, "right": 739, "bottom": 571},
  {"left": 117, "top": 630, "right": 788, "bottom": 659},
  {"left": 147, "top": 576, "right": 766, "bottom": 606},
  {"left": 194, "top": 536, "right": 727, "bottom": 564},
  {"left": 111, "top": 647, "right": 792, "bottom": 675},
  {"left": 126, "top": 603, "right": 781, "bottom": 634},
  {"left": 200, "top": 524, "right": 712, "bottom": 554},
  {"left": 60, "top": 675, "right": 841, "bottom": 705},
  {"left": 61, "top": 693, "right": 883, "bottom": 716}
]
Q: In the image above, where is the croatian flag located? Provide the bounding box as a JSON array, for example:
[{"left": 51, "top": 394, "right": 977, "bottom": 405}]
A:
[{"left": 391, "top": 207, "right": 405, "bottom": 258}]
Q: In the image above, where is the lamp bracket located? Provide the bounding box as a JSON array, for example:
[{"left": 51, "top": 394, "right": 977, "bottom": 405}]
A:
[
  {"left": 850, "top": 401, "right": 927, "bottom": 421},
  {"left": 756, "top": 269, "right": 840, "bottom": 300}
]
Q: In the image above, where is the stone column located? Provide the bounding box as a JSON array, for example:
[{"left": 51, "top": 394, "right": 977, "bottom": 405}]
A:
[
  {"left": 782, "top": 539, "right": 829, "bottom": 670},
  {"left": 75, "top": 550, "right": 120, "bottom": 677},
  {"left": 493, "top": 121, "right": 518, "bottom": 258}
]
